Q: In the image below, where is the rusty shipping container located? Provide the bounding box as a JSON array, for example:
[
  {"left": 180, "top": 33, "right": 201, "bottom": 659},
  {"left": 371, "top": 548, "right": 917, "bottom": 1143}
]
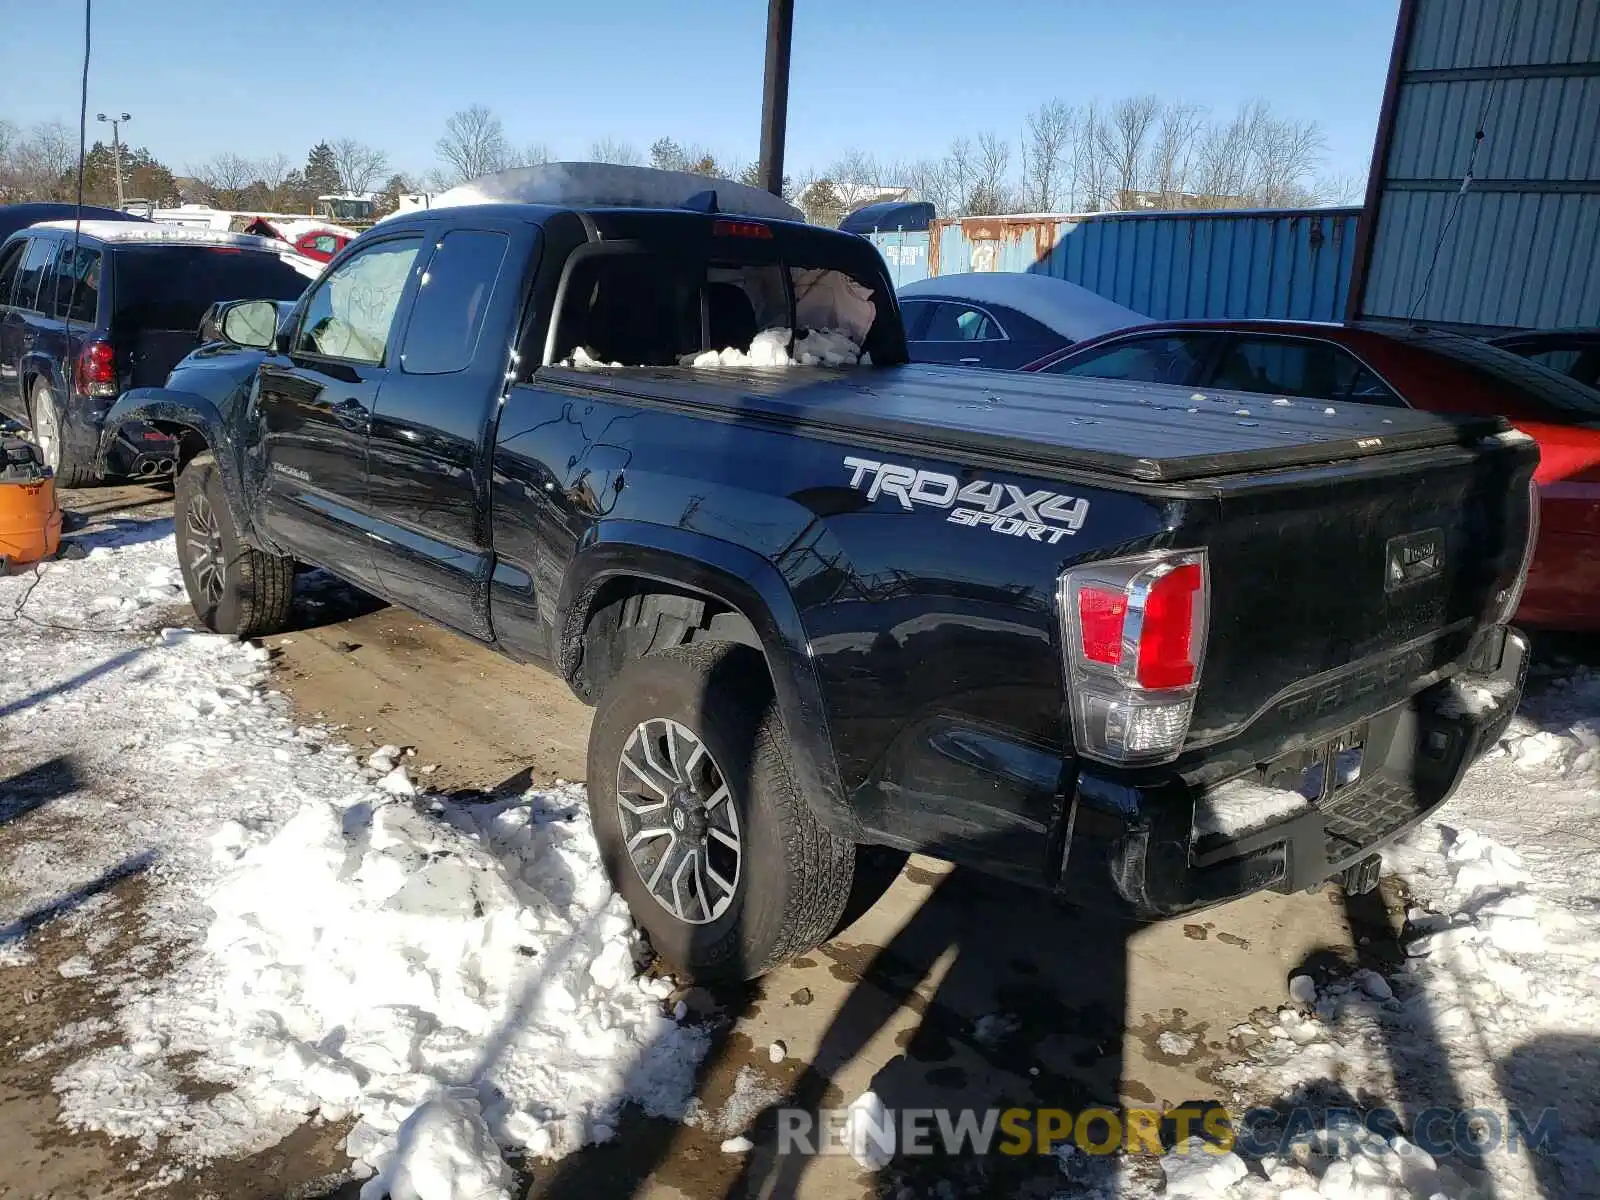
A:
[{"left": 868, "top": 207, "right": 1361, "bottom": 322}]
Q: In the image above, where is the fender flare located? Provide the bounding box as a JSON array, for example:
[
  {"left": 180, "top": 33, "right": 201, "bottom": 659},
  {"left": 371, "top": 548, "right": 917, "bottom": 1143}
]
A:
[
  {"left": 96, "top": 388, "right": 261, "bottom": 546},
  {"left": 18, "top": 353, "right": 69, "bottom": 406},
  {"left": 556, "top": 520, "right": 859, "bottom": 841}
]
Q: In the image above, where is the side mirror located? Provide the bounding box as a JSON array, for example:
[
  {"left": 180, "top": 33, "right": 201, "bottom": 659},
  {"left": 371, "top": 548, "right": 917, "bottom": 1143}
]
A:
[{"left": 218, "top": 299, "right": 281, "bottom": 350}]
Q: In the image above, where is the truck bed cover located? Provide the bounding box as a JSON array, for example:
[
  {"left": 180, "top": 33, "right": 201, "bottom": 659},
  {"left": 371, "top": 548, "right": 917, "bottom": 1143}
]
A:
[{"left": 536, "top": 363, "right": 1508, "bottom": 484}]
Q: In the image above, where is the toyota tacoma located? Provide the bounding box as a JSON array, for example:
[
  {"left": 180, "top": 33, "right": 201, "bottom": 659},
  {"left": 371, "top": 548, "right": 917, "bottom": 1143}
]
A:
[{"left": 99, "top": 166, "right": 1538, "bottom": 981}]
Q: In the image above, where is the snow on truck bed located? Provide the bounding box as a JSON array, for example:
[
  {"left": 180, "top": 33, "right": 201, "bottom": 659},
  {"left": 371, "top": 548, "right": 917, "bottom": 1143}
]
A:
[{"left": 3, "top": 519, "right": 1598, "bottom": 1200}]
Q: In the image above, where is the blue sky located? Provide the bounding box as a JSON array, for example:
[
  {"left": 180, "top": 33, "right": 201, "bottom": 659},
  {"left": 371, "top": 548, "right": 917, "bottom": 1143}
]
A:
[{"left": 8, "top": 0, "right": 1398, "bottom": 185}]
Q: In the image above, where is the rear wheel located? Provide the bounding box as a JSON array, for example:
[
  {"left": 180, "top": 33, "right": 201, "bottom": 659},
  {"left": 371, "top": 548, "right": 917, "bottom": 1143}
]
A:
[
  {"left": 586, "top": 642, "right": 855, "bottom": 981},
  {"left": 28, "top": 380, "right": 94, "bottom": 488},
  {"left": 175, "top": 454, "right": 296, "bottom": 637}
]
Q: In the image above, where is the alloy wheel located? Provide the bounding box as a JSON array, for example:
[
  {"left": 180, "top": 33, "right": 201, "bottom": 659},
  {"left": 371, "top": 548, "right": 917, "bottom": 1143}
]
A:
[
  {"left": 615, "top": 717, "right": 743, "bottom": 925},
  {"left": 185, "top": 492, "right": 227, "bottom": 606}
]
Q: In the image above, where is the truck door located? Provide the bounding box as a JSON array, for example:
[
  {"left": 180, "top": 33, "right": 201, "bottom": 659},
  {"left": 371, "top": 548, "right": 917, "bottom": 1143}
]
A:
[
  {"left": 252, "top": 233, "right": 423, "bottom": 589},
  {"left": 364, "top": 223, "right": 529, "bottom": 639}
]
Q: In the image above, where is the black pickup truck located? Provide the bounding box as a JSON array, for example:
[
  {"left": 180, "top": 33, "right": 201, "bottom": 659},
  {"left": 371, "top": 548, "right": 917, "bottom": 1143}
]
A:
[{"left": 100, "top": 171, "right": 1538, "bottom": 981}]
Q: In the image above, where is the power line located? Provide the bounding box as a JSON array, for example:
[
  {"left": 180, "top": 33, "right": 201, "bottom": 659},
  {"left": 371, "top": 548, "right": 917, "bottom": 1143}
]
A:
[{"left": 1405, "top": 0, "right": 1524, "bottom": 323}]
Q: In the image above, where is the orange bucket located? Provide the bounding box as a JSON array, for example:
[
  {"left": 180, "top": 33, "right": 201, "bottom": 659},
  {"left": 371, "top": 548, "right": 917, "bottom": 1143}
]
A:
[{"left": 0, "top": 436, "right": 63, "bottom": 572}]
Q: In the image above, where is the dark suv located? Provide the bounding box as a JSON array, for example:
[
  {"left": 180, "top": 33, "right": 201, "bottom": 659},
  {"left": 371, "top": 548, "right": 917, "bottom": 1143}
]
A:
[{"left": 0, "top": 220, "right": 316, "bottom": 485}]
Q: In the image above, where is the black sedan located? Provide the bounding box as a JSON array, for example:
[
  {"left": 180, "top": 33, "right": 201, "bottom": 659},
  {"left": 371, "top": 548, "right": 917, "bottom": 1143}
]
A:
[{"left": 897, "top": 272, "right": 1147, "bottom": 370}]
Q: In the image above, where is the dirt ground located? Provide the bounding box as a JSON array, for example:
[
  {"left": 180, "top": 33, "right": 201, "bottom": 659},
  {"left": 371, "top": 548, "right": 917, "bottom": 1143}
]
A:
[{"left": 0, "top": 485, "right": 1401, "bottom": 1200}]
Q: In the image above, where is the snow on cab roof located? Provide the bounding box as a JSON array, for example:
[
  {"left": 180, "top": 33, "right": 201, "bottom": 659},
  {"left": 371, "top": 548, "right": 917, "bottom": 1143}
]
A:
[
  {"left": 406, "top": 162, "right": 805, "bottom": 224},
  {"left": 32, "top": 219, "right": 324, "bottom": 279}
]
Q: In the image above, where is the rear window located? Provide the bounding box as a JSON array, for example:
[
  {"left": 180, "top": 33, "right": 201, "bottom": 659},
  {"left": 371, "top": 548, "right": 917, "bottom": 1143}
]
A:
[
  {"left": 1412, "top": 333, "right": 1600, "bottom": 424},
  {"left": 547, "top": 247, "right": 888, "bottom": 370},
  {"left": 111, "top": 245, "right": 310, "bottom": 331}
]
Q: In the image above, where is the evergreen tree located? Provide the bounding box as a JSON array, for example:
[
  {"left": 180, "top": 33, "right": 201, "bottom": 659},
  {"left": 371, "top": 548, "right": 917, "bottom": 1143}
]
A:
[{"left": 304, "top": 142, "right": 341, "bottom": 197}]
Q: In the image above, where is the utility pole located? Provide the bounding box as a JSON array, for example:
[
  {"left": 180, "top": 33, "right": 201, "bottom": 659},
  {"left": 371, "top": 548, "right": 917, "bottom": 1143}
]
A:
[
  {"left": 96, "top": 111, "right": 132, "bottom": 207},
  {"left": 757, "top": 0, "right": 794, "bottom": 198}
]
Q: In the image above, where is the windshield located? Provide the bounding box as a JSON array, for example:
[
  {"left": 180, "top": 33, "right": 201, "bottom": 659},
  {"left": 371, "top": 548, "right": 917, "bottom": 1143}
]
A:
[
  {"left": 1411, "top": 331, "right": 1600, "bottom": 425},
  {"left": 112, "top": 245, "right": 310, "bottom": 331}
]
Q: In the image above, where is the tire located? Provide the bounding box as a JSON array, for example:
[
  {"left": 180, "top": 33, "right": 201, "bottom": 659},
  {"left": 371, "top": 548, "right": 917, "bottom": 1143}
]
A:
[
  {"left": 587, "top": 641, "right": 855, "bottom": 981},
  {"left": 28, "top": 379, "right": 95, "bottom": 488},
  {"left": 175, "top": 453, "right": 296, "bottom": 638}
]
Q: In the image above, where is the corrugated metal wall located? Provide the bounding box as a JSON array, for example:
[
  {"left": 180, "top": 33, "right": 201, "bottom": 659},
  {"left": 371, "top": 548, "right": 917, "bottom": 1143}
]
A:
[
  {"left": 1352, "top": 0, "right": 1600, "bottom": 331},
  {"left": 866, "top": 209, "right": 1361, "bottom": 322}
]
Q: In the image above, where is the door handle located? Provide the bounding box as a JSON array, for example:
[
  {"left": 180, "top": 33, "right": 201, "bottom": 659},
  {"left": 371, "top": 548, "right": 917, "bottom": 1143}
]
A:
[{"left": 959, "top": 357, "right": 982, "bottom": 365}]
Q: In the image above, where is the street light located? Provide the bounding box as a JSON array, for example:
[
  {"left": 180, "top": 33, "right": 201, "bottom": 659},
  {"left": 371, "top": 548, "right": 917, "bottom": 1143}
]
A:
[{"left": 96, "top": 111, "right": 133, "bottom": 208}]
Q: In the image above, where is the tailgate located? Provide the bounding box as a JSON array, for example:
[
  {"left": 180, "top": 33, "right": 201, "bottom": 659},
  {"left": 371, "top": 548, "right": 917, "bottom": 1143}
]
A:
[
  {"left": 1183, "top": 431, "right": 1539, "bottom": 758},
  {"left": 121, "top": 329, "right": 201, "bottom": 390}
]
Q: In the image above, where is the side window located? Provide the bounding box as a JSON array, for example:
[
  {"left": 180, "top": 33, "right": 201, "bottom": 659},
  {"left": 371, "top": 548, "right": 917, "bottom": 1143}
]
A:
[
  {"left": 1211, "top": 337, "right": 1404, "bottom": 406},
  {"left": 294, "top": 237, "right": 421, "bottom": 365},
  {"left": 1047, "top": 334, "right": 1209, "bottom": 384},
  {"left": 0, "top": 240, "right": 25, "bottom": 306},
  {"left": 1525, "top": 348, "right": 1583, "bottom": 377},
  {"left": 924, "top": 303, "right": 1005, "bottom": 342},
  {"left": 14, "top": 238, "right": 58, "bottom": 313},
  {"left": 898, "top": 299, "right": 933, "bottom": 339},
  {"left": 399, "top": 230, "right": 509, "bottom": 375},
  {"left": 54, "top": 244, "right": 103, "bottom": 323}
]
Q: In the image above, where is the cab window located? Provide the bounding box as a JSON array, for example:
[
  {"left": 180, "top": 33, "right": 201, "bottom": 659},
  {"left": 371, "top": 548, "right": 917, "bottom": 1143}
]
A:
[
  {"left": 294, "top": 237, "right": 421, "bottom": 364},
  {"left": 399, "top": 230, "right": 509, "bottom": 375}
]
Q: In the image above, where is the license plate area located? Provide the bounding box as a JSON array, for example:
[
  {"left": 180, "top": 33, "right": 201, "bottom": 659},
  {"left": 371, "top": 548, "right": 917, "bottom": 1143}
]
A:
[{"left": 1260, "top": 725, "right": 1367, "bottom": 805}]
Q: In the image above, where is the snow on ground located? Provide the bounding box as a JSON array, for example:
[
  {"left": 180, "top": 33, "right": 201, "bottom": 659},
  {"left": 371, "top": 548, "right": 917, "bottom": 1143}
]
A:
[
  {"left": 1219, "top": 657, "right": 1600, "bottom": 1199},
  {"left": 5, "top": 517, "right": 1599, "bottom": 1200},
  {"left": 0, "top": 519, "right": 707, "bottom": 1197}
]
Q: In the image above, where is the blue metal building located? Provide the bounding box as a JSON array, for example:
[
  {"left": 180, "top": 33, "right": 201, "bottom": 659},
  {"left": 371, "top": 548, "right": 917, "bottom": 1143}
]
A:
[
  {"left": 867, "top": 208, "right": 1361, "bottom": 323},
  {"left": 1349, "top": 0, "right": 1600, "bottom": 332}
]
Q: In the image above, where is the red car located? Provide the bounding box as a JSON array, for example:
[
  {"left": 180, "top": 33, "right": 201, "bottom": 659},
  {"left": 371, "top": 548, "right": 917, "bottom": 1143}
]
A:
[
  {"left": 240, "top": 218, "right": 355, "bottom": 263},
  {"left": 1024, "top": 320, "right": 1600, "bottom": 631}
]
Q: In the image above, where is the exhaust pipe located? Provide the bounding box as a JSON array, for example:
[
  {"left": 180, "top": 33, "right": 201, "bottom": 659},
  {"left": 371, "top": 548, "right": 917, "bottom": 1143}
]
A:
[{"left": 131, "top": 458, "right": 176, "bottom": 479}]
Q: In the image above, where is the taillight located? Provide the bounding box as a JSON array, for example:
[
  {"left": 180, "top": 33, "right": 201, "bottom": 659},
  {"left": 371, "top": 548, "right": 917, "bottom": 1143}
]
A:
[
  {"left": 75, "top": 340, "right": 118, "bottom": 398},
  {"left": 1060, "top": 551, "right": 1209, "bottom": 765},
  {"left": 713, "top": 219, "right": 773, "bottom": 239},
  {"left": 1494, "top": 476, "right": 1540, "bottom": 624}
]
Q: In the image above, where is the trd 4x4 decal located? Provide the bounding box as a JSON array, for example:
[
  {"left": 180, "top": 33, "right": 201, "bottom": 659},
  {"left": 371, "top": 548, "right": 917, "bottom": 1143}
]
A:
[{"left": 843, "top": 456, "right": 1089, "bottom": 544}]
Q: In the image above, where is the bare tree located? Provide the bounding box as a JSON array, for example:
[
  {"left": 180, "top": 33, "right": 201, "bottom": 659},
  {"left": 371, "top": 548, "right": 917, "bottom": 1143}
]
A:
[
  {"left": 254, "top": 153, "right": 292, "bottom": 206},
  {"left": 589, "top": 138, "right": 641, "bottom": 166},
  {"left": 1021, "top": 100, "right": 1076, "bottom": 211},
  {"left": 331, "top": 138, "right": 389, "bottom": 194},
  {"left": 191, "top": 152, "right": 259, "bottom": 208},
  {"left": 1149, "top": 101, "right": 1205, "bottom": 206},
  {"left": 508, "top": 142, "right": 554, "bottom": 168},
  {"left": 1097, "top": 94, "right": 1160, "bottom": 208},
  {"left": 1314, "top": 169, "right": 1368, "bottom": 206},
  {"left": 829, "top": 147, "right": 890, "bottom": 212},
  {"left": 967, "top": 131, "right": 1012, "bottom": 215},
  {"left": 1246, "top": 101, "right": 1327, "bottom": 206},
  {"left": 1073, "top": 101, "right": 1113, "bottom": 211},
  {"left": 7, "top": 120, "right": 77, "bottom": 201},
  {"left": 1190, "top": 105, "right": 1256, "bottom": 208},
  {"left": 436, "top": 105, "right": 510, "bottom": 184}
]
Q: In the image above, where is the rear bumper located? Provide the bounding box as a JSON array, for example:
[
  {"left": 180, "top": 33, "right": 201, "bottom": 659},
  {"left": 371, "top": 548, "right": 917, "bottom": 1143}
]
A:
[
  {"left": 1056, "top": 624, "right": 1528, "bottom": 919},
  {"left": 61, "top": 392, "right": 176, "bottom": 478}
]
